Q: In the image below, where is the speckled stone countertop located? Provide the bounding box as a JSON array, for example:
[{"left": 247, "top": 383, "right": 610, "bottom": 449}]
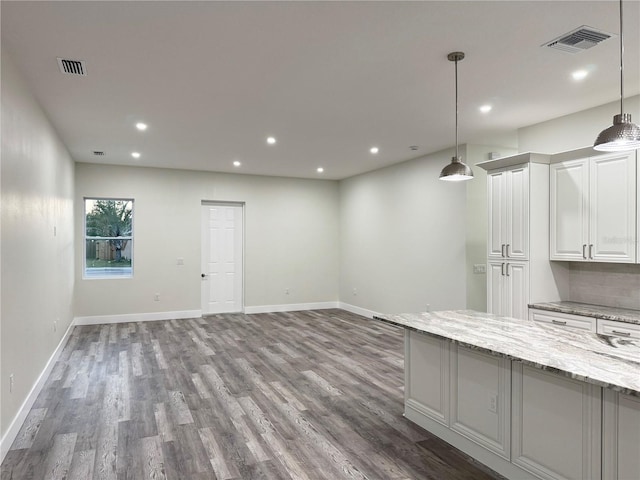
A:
[
  {"left": 374, "top": 310, "right": 640, "bottom": 396},
  {"left": 528, "top": 301, "right": 640, "bottom": 325}
]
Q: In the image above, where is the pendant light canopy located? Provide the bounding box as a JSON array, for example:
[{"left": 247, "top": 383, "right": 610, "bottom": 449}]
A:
[
  {"left": 593, "top": 0, "right": 640, "bottom": 151},
  {"left": 440, "top": 52, "right": 474, "bottom": 181}
]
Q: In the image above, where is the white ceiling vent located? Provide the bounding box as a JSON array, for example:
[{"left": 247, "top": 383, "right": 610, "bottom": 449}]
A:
[
  {"left": 544, "top": 26, "right": 613, "bottom": 53},
  {"left": 57, "top": 58, "right": 87, "bottom": 76}
]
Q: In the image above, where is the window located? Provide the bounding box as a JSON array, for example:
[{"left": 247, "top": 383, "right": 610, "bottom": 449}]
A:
[{"left": 84, "top": 198, "right": 133, "bottom": 278}]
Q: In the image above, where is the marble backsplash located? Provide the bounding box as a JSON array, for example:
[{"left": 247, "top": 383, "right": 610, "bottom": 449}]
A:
[{"left": 568, "top": 262, "right": 640, "bottom": 310}]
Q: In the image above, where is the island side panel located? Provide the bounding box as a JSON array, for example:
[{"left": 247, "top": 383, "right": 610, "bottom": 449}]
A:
[
  {"left": 603, "top": 389, "right": 640, "bottom": 479},
  {"left": 512, "top": 363, "right": 602, "bottom": 480},
  {"left": 404, "top": 329, "right": 450, "bottom": 426},
  {"left": 450, "top": 344, "right": 511, "bottom": 460}
]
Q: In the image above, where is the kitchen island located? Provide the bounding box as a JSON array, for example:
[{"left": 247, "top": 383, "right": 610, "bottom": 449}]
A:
[{"left": 374, "top": 310, "right": 640, "bottom": 480}]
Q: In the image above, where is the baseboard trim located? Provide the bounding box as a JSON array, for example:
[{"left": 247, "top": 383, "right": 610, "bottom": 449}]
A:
[
  {"left": 337, "top": 302, "right": 380, "bottom": 319},
  {"left": 0, "top": 321, "right": 75, "bottom": 463},
  {"left": 244, "top": 302, "right": 339, "bottom": 314},
  {"left": 74, "top": 309, "right": 202, "bottom": 326}
]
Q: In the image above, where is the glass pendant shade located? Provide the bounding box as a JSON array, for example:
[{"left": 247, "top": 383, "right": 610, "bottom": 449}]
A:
[
  {"left": 439, "top": 157, "right": 473, "bottom": 181},
  {"left": 594, "top": 113, "right": 640, "bottom": 151}
]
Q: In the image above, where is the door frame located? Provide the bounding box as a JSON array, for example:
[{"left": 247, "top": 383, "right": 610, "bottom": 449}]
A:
[{"left": 200, "top": 200, "right": 246, "bottom": 315}]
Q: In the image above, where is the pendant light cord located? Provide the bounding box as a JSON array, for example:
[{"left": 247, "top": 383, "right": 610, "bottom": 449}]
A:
[
  {"left": 619, "top": 0, "right": 624, "bottom": 115},
  {"left": 454, "top": 56, "right": 459, "bottom": 160}
]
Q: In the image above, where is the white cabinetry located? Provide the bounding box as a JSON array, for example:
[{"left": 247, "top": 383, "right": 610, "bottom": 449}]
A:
[
  {"left": 529, "top": 308, "right": 596, "bottom": 332},
  {"left": 479, "top": 152, "right": 561, "bottom": 320},
  {"left": 488, "top": 261, "right": 528, "bottom": 320},
  {"left": 512, "top": 363, "right": 602, "bottom": 480},
  {"left": 550, "top": 151, "right": 636, "bottom": 263},
  {"left": 597, "top": 319, "right": 640, "bottom": 339},
  {"left": 603, "top": 389, "right": 640, "bottom": 480},
  {"left": 487, "top": 164, "right": 529, "bottom": 260}
]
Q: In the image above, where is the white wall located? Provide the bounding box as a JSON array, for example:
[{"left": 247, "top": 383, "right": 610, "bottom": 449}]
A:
[
  {"left": 1, "top": 48, "right": 75, "bottom": 440},
  {"left": 74, "top": 163, "right": 339, "bottom": 317},
  {"left": 518, "top": 95, "right": 640, "bottom": 153},
  {"left": 339, "top": 147, "right": 468, "bottom": 314}
]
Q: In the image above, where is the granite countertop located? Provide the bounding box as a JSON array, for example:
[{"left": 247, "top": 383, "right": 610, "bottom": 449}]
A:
[
  {"left": 528, "top": 301, "right": 640, "bottom": 325},
  {"left": 374, "top": 310, "right": 640, "bottom": 396}
]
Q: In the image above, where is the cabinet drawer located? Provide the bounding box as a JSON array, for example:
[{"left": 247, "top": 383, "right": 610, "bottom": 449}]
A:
[
  {"left": 529, "top": 309, "right": 596, "bottom": 332},
  {"left": 597, "top": 320, "right": 640, "bottom": 339}
]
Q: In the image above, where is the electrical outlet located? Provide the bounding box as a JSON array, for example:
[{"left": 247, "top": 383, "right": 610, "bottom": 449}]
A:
[
  {"left": 9, "top": 374, "right": 14, "bottom": 393},
  {"left": 154, "top": 293, "right": 160, "bottom": 301},
  {"left": 425, "top": 304, "right": 430, "bottom": 312},
  {"left": 176, "top": 257, "right": 184, "bottom": 265},
  {"left": 352, "top": 288, "right": 357, "bottom": 296},
  {"left": 488, "top": 394, "right": 498, "bottom": 413},
  {"left": 285, "top": 288, "right": 290, "bottom": 295},
  {"left": 473, "top": 264, "right": 487, "bottom": 274}
]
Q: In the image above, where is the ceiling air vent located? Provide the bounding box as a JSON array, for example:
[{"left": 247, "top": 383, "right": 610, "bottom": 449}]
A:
[
  {"left": 93, "top": 151, "right": 105, "bottom": 156},
  {"left": 544, "top": 26, "right": 613, "bottom": 53},
  {"left": 57, "top": 58, "right": 87, "bottom": 76}
]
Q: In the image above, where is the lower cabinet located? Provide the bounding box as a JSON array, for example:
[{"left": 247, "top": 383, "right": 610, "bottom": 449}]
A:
[
  {"left": 487, "top": 260, "right": 529, "bottom": 320},
  {"left": 603, "top": 389, "right": 640, "bottom": 480},
  {"left": 512, "top": 363, "right": 602, "bottom": 480},
  {"left": 403, "top": 330, "right": 634, "bottom": 480}
]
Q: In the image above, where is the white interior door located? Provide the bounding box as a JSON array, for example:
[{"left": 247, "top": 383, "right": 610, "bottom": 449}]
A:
[{"left": 201, "top": 203, "right": 243, "bottom": 314}]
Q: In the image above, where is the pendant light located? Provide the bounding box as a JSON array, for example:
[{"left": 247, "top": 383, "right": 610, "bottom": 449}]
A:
[
  {"left": 439, "top": 51, "right": 474, "bottom": 181},
  {"left": 593, "top": 0, "right": 640, "bottom": 151}
]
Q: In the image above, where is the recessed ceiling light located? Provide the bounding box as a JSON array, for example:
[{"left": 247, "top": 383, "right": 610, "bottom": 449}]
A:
[
  {"left": 572, "top": 69, "right": 588, "bottom": 81},
  {"left": 479, "top": 105, "right": 492, "bottom": 114},
  {"left": 267, "top": 136, "right": 277, "bottom": 145},
  {"left": 131, "top": 152, "right": 141, "bottom": 159},
  {"left": 317, "top": 167, "right": 324, "bottom": 173},
  {"left": 370, "top": 147, "right": 379, "bottom": 154},
  {"left": 135, "top": 122, "right": 148, "bottom": 131},
  {"left": 233, "top": 161, "right": 241, "bottom": 167}
]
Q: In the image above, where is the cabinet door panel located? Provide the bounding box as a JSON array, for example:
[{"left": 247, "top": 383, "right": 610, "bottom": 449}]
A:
[
  {"left": 406, "top": 330, "right": 450, "bottom": 425},
  {"left": 512, "top": 364, "right": 602, "bottom": 480},
  {"left": 550, "top": 159, "right": 589, "bottom": 261},
  {"left": 487, "top": 261, "right": 505, "bottom": 316},
  {"left": 506, "top": 166, "right": 529, "bottom": 260},
  {"left": 505, "top": 262, "right": 528, "bottom": 320},
  {"left": 603, "top": 390, "right": 640, "bottom": 480},
  {"left": 590, "top": 152, "right": 636, "bottom": 263},
  {"left": 488, "top": 171, "right": 506, "bottom": 258},
  {"left": 450, "top": 345, "right": 511, "bottom": 459}
]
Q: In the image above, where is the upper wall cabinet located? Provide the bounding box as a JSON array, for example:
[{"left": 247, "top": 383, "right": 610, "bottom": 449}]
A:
[
  {"left": 487, "top": 164, "right": 529, "bottom": 260},
  {"left": 550, "top": 151, "right": 637, "bottom": 263}
]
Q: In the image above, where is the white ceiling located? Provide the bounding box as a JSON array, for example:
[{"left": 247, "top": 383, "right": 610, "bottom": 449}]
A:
[{"left": 2, "top": 1, "right": 639, "bottom": 180}]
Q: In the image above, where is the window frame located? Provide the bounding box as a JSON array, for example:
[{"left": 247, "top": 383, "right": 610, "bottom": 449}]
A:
[{"left": 83, "top": 197, "right": 135, "bottom": 280}]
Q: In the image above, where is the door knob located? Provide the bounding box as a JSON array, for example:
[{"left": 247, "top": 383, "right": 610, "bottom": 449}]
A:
[{"left": 201, "top": 273, "right": 206, "bottom": 278}]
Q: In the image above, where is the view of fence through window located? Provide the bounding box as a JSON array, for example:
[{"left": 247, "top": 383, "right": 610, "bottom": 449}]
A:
[{"left": 84, "top": 198, "right": 133, "bottom": 278}]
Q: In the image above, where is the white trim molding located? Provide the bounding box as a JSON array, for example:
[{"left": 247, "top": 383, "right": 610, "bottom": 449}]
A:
[
  {"left": 74, "top": 309, "right": 202, "bottom": 326},
  {"left": 337, "top": 302, "right": 380, "bottom": 319},
  {"left": 0, "top": 321, "right": 75, "bottom": 463},
  {"left": 244, "top": 302, "right": 339, "bottom": 314}
]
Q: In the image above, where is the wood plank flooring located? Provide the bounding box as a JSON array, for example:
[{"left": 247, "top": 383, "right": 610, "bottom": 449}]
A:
[{"left": 2, "top": 309, "right": 504, "bottom": 480}]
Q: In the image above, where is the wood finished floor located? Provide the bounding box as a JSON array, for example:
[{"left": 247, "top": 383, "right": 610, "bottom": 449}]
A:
[{"left": 2, "top": 309, "right": 504, "bottom": 480}]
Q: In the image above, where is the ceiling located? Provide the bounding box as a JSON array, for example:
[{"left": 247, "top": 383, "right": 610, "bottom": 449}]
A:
[{"left": 2, "top": 1, "right": 639, "bottom": 180}]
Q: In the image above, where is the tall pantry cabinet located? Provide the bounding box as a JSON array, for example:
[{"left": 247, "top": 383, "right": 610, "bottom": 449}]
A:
[{"left": 478, "top": 153, "right": 563, "bottom": 320}]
